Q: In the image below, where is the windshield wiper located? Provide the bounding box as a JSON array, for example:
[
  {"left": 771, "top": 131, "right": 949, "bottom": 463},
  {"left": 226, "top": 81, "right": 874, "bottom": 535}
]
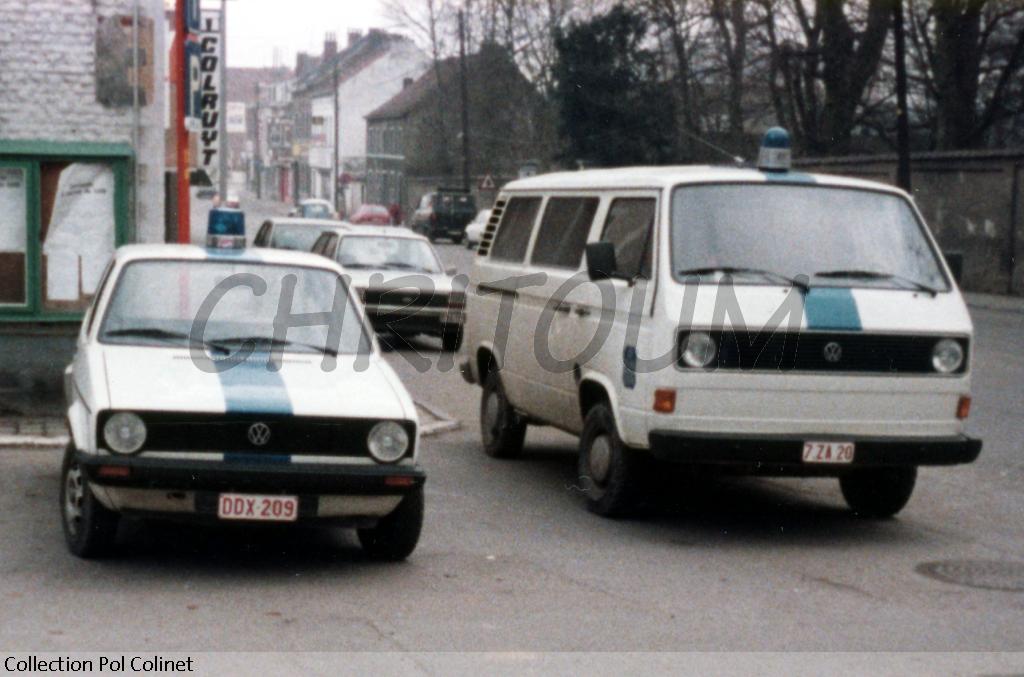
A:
[
  {"left": 677, "top": 266, "right": 809, "bottom": 293},
  {"left": 813, "top": 269, "right": 938, "bottom": 296},
  {"left": 207, "top": 335, "right": 338, "bottom": 357},
  {"left": 104, "top": 327, "right": 189, "bottom": 341}
]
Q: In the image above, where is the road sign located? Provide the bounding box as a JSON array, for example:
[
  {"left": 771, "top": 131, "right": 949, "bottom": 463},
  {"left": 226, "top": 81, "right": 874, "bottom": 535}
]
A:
[
  {"left": 478, "top": 174, "right": 495, "bottom": 190},
  {"left": 184, "top": 39, "right": 202, "bottom": 132}
]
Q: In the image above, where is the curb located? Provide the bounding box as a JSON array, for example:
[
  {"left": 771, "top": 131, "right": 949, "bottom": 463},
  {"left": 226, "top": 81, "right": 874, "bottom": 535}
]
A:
[
  {"left": 965, "top": 294, "right": 1024, "bottom": 315},
  {"left": 0, "top": 434, "right": 67, "bottom": 448}
]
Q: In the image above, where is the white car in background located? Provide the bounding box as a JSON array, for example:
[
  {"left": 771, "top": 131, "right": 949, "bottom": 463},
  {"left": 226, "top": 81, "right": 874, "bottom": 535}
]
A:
[
  {"left": 464, "top": 209, "right": 492, "bottom": 249},
  {"left": 311, "top": 226, "right": 465, "bottom": 351},
  {"left": 61, "top": 243, "right": 425, "bottom": 560},
  {"left": 252, "top": 217, "right": 345, "bottom": 251},
  {"left": 290, "top": 198, "right": 337, "bottom": 220}
]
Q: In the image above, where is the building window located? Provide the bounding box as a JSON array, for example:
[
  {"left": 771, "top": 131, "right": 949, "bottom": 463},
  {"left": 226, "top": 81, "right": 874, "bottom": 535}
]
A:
[{"left": 0, "top": 165, "right": 28, "bottom": 307}]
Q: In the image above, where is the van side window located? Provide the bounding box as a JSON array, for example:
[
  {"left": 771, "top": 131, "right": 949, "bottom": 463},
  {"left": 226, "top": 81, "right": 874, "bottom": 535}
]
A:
[
  {"left": 601, "top": 198, "right": 656, "bottom": 279},
  {"left": 489, "top": 197, "right": 542, "bottom": 262},
  {"left": 254, "top": 221, "right": 271, "bottom": 247},
  {"left": 531, "top": 197, "right": 600, "bottom": 269}
]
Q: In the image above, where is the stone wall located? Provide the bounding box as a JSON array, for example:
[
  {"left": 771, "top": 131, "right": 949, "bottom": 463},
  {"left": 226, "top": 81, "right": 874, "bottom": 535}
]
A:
[{"left": 797, "top": 151, "right": 1024, "bottom": 295}]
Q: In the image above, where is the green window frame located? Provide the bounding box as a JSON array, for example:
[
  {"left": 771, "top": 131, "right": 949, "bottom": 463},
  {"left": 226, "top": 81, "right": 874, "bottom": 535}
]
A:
[{"left": 0, "top": 140, "right": 132, "bottom": 322}]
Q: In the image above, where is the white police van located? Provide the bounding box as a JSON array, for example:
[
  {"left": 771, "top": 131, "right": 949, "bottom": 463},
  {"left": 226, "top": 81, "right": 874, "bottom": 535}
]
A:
[
  {"left": 460, "top": 129, "right": 981, "bottom": 518},
  {"left": 61, "top": 222, "right": 425, "bottom": 560}
]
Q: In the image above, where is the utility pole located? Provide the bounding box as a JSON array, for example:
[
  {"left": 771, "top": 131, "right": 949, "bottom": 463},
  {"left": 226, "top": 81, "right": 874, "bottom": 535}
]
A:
[
  {"left": 333, "top": 60, "right": 340, "bottom": 215},
  {"left": 458, "top": 10, "right": 470, "bottom": 192},
  {"left": 218, "top": 0, "right": 228, "bottom": 200},
  {"left": 894, "top": 0, "right": 912, "bottom": 193},
  {"left": 254, "top": 82, "right": 262, "bottom": 198},
  {"left": 173, "top": 0, "right": 190, "bottom": 243}
]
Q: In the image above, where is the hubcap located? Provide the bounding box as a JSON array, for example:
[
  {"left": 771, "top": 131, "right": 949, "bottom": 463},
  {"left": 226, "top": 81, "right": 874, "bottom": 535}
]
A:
[
  {"left": 64, "top": 463, "right": 85, "bottom": 536},
  {"left": 482, "top": 390, "right": 502, "bottom": 442},
  {"left": 588, "top": 435, "right": 612, "bottom": 485}
]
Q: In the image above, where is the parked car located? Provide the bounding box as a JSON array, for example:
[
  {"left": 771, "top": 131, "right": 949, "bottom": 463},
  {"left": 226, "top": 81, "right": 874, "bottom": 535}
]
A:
[
  {"left": 464, "top": 209, "right": 492, "bottom": 249},
  {"left": 350, "top": 204, "right": 393, "bottom": 226},
  {"left": 61, "top": 242, "right": 425, "bottom": 560},
  {"left": 459, "top": 129, "right": 981, "bottom": 519},
  {"left": 410, "top": 189, "right": 477, "bottom": 243},
  {"left": 253, "top": 217, "right": 346, "bottom": 251},
  {"left": 289, "top": 198, "right": 337, "bottom": 220},
  {"left": 311, "top": 226, "right": 465, "bottom": 351},
  {"left": 224, "top": 193, "right": 241, "bottom": 209}
]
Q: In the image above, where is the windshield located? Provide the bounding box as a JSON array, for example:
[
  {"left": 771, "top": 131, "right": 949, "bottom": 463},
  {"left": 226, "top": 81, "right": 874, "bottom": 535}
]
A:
[
  {"left": 99, "top": 259, "right": 369, "bottom": 354},
  {"left": 336, "top": 236, "right": 443, "bottom": 274},
  {"left": 271, "top": 224, "right": 323, "bottom": 251},
  {"left": 670, "top": 184, "right": 949, "bottom": 291},
  {"left": 300, "top": 203, "right": 331, "bottom": 219}
]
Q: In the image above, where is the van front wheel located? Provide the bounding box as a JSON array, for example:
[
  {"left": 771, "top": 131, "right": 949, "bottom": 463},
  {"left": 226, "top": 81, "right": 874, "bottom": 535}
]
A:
[
  {"left": 480, "top": 371, "right": 526, "bottom": 458},
  {"left": 840, "top": 467, "right": 917, "bottom": 518},
  {"left": 578, "top": 404, "right": 643, "bottom": 517}
]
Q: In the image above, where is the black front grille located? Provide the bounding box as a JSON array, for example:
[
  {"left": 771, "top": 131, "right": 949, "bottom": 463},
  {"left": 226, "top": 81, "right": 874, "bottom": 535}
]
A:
[
  {"left": 363, "top": 289, "right": 449, "bottom": 310},
  {"left": 679, "top": 331, "right": 967, "bottom": 374},
  {"left": 98, "top": 411, "right": 416, "bottom": 459}
]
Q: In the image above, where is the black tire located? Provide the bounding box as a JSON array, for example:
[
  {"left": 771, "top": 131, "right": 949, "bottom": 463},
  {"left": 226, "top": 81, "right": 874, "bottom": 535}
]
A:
[
  {"left": 578, "top": 403, "right": 644, "bottom": 517},
  {"left": 840, "top": 467, "right": 917, "bottom": 518},
  {"left": 60, "top": 445, "right": 119, "bottom": 558},
  {"left": 480, "top": 371, "right": 526, "bottom": 458},
  {"left": 357, "top": 486, "right": 424, "bottom": 561},
  {"left": 441, "top": 325, "right": 462, "bottom": 352}
]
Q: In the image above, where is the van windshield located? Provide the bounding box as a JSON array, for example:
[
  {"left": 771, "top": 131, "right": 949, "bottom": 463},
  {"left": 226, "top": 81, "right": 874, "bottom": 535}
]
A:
[{"left": 670, "top": 183, "right": 949, "bottom": 292}]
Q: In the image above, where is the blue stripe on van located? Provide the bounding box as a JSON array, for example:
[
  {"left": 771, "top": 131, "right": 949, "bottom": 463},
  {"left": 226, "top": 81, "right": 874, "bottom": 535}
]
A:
[
  {"left": 217, "top": 355, "right": 293, "bottom": 414},
  {"left": 804, "top": 288, "right": 862, "bottom": 331}
]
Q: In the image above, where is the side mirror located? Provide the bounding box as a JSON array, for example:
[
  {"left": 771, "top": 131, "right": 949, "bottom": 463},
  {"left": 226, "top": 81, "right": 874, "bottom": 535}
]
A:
[
  {"left": 585, "top": 241, "right": 617, "bottom": 281},
  {"left": 445, "top": 266, "right": 457, "bottom": 276},
  {"left": 944, "top": 251, "right": 964, "bottom": 284}
]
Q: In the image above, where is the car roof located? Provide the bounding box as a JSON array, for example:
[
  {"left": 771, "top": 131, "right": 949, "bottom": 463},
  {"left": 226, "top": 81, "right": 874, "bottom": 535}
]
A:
[
  {"left": 502, "top": 165, "right": 908, "bottom": 197},
  {"left": 299, "top": 198, "right": 332, "bottom": 206},
  {"left": 268, "top": 217, "right": 347, "bottom": 228},
  {"left": 112, "top": 243, "right": 344, "bottom": 271},
  {"left": 317, "top": 225, "right": 429, "bottom": 241}
]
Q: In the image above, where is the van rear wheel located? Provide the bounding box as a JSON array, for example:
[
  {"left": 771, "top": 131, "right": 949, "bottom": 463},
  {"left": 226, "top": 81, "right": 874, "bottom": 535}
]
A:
[
  {"left": 578, "top": 404, "right": 643, "bottom": 517},
  {"left": 840, "top": 467, "right": 917, "bottom": 518},
  {"left": 480, "top": 371, "right": 526, "bottom": 458}
]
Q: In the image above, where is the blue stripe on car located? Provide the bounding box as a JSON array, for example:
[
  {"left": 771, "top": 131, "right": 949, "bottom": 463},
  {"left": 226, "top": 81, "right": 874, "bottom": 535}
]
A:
[
  {"left": 217, "top": 355, "right": 293, "bottom": 414},
  {"left": 804, "top": 288, "right": 862, "bottom": 331}
]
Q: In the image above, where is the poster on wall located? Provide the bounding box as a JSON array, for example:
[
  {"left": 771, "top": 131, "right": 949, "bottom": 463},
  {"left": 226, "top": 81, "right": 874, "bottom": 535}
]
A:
[
  {"left": 43, "top": 163, "right": 115, "bottom": 302},
  {"left": 226, "top": 102, "right": 246, "bottom": 134},
  {"left": 198, "top": 9, "right": 224, "bottom": 189}
]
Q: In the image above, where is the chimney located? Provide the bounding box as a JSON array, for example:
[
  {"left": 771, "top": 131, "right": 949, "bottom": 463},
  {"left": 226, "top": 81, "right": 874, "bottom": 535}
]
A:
[
  {"left": 295, "top": 52, "right": 313, "bottom": 77},
  {"left": 347, "top": 30, "right": 362, "bottom": 47},
  {"left": 323, "top": 32, "right": 337, "bottom": 59},
  {"left": 402, "top": 77, "right": 414, "bottom": 90}
]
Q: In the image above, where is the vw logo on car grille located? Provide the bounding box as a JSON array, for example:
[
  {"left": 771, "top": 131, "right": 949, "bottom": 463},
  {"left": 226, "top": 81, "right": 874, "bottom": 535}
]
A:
[
  {"left": 823, "top": 341, "right": 843, "bottom": 363},
  {"left": 247, "top": 422, "right": 271, "bottom": 446}
]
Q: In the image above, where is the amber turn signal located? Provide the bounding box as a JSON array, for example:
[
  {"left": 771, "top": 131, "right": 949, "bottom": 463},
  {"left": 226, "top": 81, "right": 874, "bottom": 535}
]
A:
[
  {"left": 956, "top": 395, "right": 971, "bottom": 420},
  {"left": 653, "top": 388, "right": 676, "bottom": 414}
]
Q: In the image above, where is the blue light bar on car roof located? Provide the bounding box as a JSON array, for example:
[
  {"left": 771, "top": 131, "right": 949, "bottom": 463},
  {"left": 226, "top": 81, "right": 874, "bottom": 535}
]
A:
[
  {"left": 206, "top": 207, "right": 246, "bottom": 249},
  {"left": 757, "top": 127, "right": 792, "bottom": 173}
]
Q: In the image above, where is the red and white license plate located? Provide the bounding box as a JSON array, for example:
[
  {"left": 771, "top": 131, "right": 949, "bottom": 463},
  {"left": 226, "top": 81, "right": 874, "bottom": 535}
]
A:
[
  {"left": 217, "top": 493, "right": 298, "bottom": 522},
  {"left": 802, "top": 441, "right": 855, "bottom": 464}
]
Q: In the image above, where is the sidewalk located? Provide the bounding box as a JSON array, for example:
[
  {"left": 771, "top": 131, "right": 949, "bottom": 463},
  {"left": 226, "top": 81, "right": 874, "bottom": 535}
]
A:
[{"left": 964, "top": 292, "right": 1024, "bottom": 314}]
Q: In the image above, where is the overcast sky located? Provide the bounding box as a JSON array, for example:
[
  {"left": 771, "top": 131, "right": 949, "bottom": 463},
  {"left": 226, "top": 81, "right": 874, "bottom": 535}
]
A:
[{"left": 219, "top": 0, "right": 397, "bottom": 68}]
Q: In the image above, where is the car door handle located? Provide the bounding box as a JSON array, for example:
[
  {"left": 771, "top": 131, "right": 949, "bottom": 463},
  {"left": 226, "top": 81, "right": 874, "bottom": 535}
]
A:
[
  {"left": 552, "top": 302, "right": 571, "bottom": 314},
  {"left": 574, "top": 307, "right": 590, "bottom": 318}
]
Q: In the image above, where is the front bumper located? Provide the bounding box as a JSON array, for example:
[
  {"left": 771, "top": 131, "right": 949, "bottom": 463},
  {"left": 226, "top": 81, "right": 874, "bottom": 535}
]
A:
[
  {"left": 648, "top": 431, "right": 981, "bottom": 473},
  {"left": 77, "top": 451, "right": 425, "bottom": 495}
]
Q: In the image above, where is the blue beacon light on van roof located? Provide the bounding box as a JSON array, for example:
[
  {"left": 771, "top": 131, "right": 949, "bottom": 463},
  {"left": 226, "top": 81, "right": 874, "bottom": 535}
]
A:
[
  {"left": 206, "top": 207, "right": 246, "bottom": 249},
  {"left": 757, "top": 127, "right": 792, "bottom": 173}
]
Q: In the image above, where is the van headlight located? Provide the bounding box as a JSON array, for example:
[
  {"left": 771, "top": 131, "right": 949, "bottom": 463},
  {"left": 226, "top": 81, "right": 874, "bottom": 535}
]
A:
[
  {"left": 680, "top": 331, "right": 717, "bottom": 368},
  {"left": 932, "top": 338, "right": 964, "bottom": 373},
  {"left": 103, "top": 412, "right": 147, "bottom": 454},
  {"left": 367, "top": 421, "right": 409, "bottom": 463}
]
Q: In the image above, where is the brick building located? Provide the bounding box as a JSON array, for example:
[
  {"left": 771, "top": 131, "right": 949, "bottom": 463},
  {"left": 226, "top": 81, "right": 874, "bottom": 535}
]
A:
[{"left": 0, "top": 0, "right": 167, "bottom": 390}]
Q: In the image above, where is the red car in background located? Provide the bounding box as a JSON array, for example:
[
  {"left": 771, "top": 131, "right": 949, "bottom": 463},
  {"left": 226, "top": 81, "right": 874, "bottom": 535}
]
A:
[{"left": 350, "top": 204, "right": 393, "bottom": 226}]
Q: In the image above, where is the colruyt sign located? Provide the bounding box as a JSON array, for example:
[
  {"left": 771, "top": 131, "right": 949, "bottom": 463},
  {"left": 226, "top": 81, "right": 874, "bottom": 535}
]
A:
[{"left": 198, "top": 9, "right": 223, "bottom": 189}]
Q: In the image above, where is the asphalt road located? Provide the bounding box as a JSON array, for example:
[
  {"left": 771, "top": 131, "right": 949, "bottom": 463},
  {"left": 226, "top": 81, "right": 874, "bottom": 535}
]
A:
[{"left": 1, "top": 239, "right": 1022, "bottom": 660}]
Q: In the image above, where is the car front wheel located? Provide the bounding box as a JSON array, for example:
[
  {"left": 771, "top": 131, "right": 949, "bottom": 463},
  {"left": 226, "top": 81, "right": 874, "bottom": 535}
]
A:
[
  {"left": 578, "top": 403, "right": 644, "bottom": 517},
  {"left": 60, "top": 445, "right": 119, "bottom": 558},
  {"left": 839, "top": 467, "right": 917, "bottom": 518},
  {"left": 357, "top": 486, "right": 424, "bottom": 561}
]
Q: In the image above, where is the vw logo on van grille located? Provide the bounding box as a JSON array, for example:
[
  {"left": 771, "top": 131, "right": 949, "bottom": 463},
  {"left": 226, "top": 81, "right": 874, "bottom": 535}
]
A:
[
  {"left": 247, "top": 422, "right": 272, "bottom": 446},
  {"left": 823, "top": 341, "right": 843, "bottom": 363}
]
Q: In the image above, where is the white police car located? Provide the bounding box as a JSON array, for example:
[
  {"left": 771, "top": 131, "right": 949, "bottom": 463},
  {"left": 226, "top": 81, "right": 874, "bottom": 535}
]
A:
[{"left": 61, "top": 238, "right": 425, "bottom": 560}]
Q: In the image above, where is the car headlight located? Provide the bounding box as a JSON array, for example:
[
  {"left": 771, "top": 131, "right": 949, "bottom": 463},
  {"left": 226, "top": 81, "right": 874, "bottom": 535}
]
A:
[
  {"left": 103, "top": 412, "right": 147, "bottom": 454},
  {"left": 932, "top": 338, "right": 964, "bottom": 373},
  {"left": 367, "top": 421, "right": 409, "bottom": 463},
  {"left": 680, "top": 331, "right": 717, "bottom": 368}
]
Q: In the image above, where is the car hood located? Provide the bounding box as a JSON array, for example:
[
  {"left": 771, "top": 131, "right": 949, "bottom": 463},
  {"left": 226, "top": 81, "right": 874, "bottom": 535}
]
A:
[{"left": 101, "top": 346, "right": 412, "bottom": 419}]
